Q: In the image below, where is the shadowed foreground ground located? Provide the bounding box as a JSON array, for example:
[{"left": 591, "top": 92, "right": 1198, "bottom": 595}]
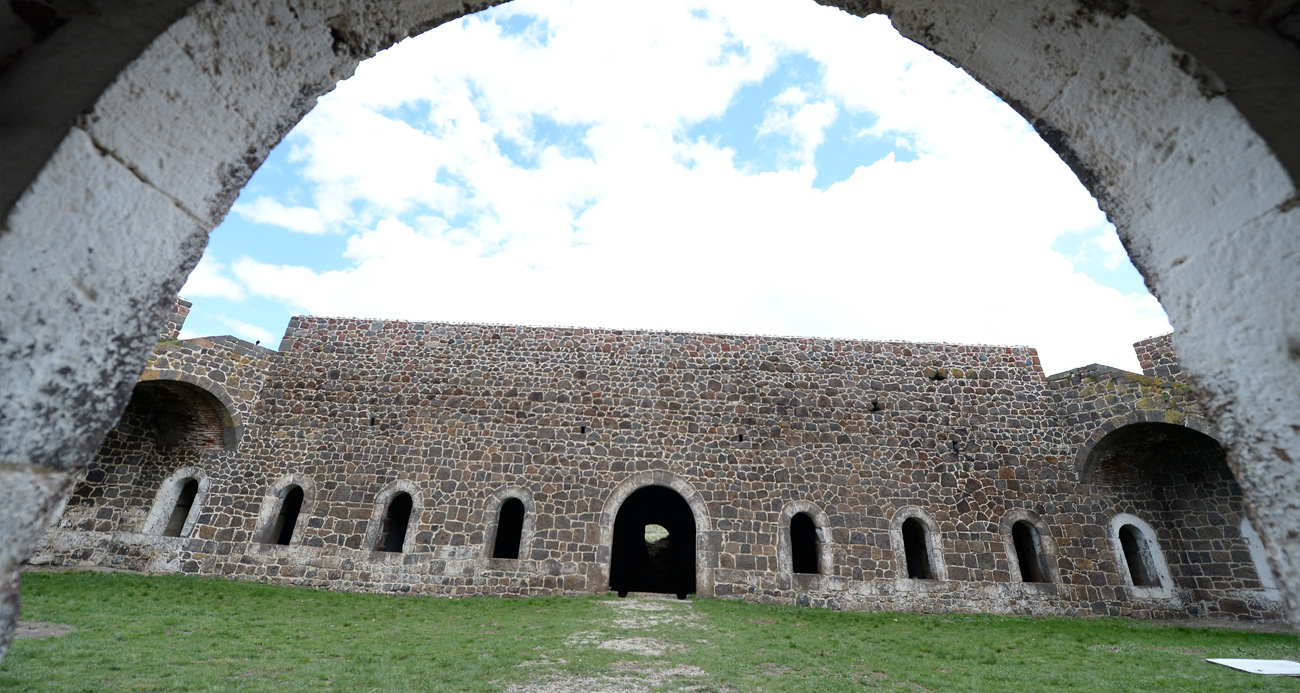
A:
[{"left": 2, "top": 571, "right": 1297, "bottom": 691}]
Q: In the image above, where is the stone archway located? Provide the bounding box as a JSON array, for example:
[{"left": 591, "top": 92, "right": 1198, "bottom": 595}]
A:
[
  {"left": 2, "top": 0, "right": 1298, "bottom": 656},
  {"left": 596, "top": 471, "right": 716, "bottom": 599},
  {"left": 128, "top": 376, "right": 242, "bottom": 453},
  {"left": 609, "top": 485, "right": 699, "bottom": 598},
  {"left": 1075, "top": 411, "right": 1215, "bottom": 482}
]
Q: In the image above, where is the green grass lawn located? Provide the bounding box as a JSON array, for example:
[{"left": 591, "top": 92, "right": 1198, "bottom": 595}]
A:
[{"left": 3, "top": 571, "right": 1298, "bottom": 691}]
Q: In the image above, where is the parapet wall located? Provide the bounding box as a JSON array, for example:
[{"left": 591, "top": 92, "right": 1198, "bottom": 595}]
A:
[
  {"left": 158, "top": 298, "right": 192, "bottom": 341},
  {"left": 30, "top": 306, "right": 1283, "bottom": 622},
  {"left": 1134, "top": 333, "right": 1185, "bottom": 383}
]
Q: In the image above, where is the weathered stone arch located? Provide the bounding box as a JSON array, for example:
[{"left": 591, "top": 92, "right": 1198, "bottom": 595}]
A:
[
  {"left": 889, "top": 506, "right": 947, "bottom": 583},
  {"left": 141, "top": 466, "right": 212, "bottom": 538},
  {"left": 1108, "top": 512, "right": 1174, "bottom": 600},
  {"left": 2, "top": 0, "right": 1299, "bottom": 655},
  {"left": 1076, "top": 411, "right": 1216, "bottom": 484},
  {"left": 777, "top": 500, "right": 834, "bottom": 578},
  {"left": 362, "top": 480, "right": 423, "bottom": 554},
  {"left": 483, "top": 487, "right": 536, "bottom": 561},
  {"left": 252, "top": 474, "right": 317, "bottom": 547},
  {"left": 597, "top": 471, "right": 715, "bottom": 596},
  {"left": 135, "top": 371, "right": 243, "bottom": 452},
  {"left": 1000, "top": 508, "right": 1058, "bottom": 586}
]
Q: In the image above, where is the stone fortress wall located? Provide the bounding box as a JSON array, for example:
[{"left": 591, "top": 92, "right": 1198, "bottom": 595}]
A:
[{"left": 29, "top": 299, "right": 1283, "bottom": 622}]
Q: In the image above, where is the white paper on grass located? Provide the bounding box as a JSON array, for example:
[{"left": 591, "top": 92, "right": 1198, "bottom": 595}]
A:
[{"left": 1206, "top": 659, "right": 1300, "bottom": 676}]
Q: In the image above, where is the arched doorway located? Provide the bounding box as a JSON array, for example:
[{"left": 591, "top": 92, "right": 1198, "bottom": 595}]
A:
[{"left": 609, "top": 485, "right": 697, "bottom": 599}]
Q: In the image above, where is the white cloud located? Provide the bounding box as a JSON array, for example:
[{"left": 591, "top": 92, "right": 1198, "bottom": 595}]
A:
[
  {"left": 232, "top": 196, "right": 328, "bottom": 234},
  {"left": 180, "top": 255, "right": 244, "bottom": 300},
  {"left": 216, "top": 316, "right": 277, "bottom": 345},
  {"left": 758, "top": 94, "right": 838, "bottom": 165},
  {"left": 215, "top": 0, "right": 1170, "bottom": 374},
  {"left": 1091, "top": 230, "right": 1131, "bottom": 271}
]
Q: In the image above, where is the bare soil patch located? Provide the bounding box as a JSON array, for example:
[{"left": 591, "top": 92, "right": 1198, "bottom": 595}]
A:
[
  {"left": 512, "top": 597, "right": 711, "bottom": 691},
  {"left": 13, "top": 622, "right": 73, "bottom": 639}
]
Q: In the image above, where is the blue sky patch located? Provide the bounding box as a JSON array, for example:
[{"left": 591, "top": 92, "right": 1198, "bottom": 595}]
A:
[
  {"left": 378, "top": 100, "right": 431, "bottom": 127},
  {"left": 491, "top": 8, "right": 551, "bottom": 47},
  {"left": 492, "top": 115, "right": 592, "bottom": 168},
  {"left": 684, "top": 52, "right": 825, "bottom": 175},
  {"left": 182, "top": 294, "right": 298, "bottom": 347},
  {"left": 710, "top": 32, "right": 749, "bottom": 68},
  {"left": 1052, "top": 229, "right": 1150, "bottom": 295},
  {"left": 812, "top": 113, "right": 917, "bottom": 191}
]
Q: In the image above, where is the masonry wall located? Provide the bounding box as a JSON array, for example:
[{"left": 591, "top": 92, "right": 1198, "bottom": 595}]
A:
[
  {"left": 1046, "top": 363, "right": 1279, "bottom": 620},
  {"left": 159, "top": 298, "right": 192, "bottom": 341},
  {"left": 1134, "top": 334, "right": 1185, "bottom": 383},
  {"left": 30, "top": 310, "right": 1283, "bottom": 622},
  {"left": 33, "top": 330, "right": 273, "bottom": 574}
]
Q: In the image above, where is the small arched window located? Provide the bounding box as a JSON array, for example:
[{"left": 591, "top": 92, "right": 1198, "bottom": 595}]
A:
[
  {"left": 379, "top": 492, "right": 414, "bottom": 553},
  {"left": 902, "top": 517, "right": 933, "bottom": 579},
  {"left": 269, "top": 485, "right": 304, "bottom": 546},
  {"left": 492, "top": 497, "right": 526, "bottom": 559},
  {"left": 1108, "top": 514, "right": 1172, "bottom": 596},
  {"left": 1118, "top": 524, "right": 1160, "bottom": 587},
  {"left": 791, "top": 512, "right": 820, "bottom": 575},
  {"left": 890, "top": 508, "right": 946, "bottom": 585},
  {"left": 1011, "top": 520, "right": 1048, "bottom": 583},
  {"left": 143, "top": 468, "right": 210, "bottom": 538},
  {"left": 162, "top": 478, "right": 199, "bottom": 537}
]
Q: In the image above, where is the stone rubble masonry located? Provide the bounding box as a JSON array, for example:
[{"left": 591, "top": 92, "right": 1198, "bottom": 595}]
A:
[
  {"left": 1134, "top": 334, "right": 1184, "bottom": 383},
  {"left": 28, "top": 298, "right": 1283, "bottom": 622},
  {"left": 159, "top": 298, "right": 192, "bottom": 341}
]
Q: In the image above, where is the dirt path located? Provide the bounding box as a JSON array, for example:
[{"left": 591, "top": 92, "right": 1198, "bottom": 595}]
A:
[{"left": 506, "top": 596, "right": 717, "bottom": 692}]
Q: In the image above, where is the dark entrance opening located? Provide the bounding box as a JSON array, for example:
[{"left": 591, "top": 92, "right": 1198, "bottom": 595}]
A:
[
  {"left": 269, "top": 485, "right": 304, "bottom": 545},
  {"left": 790, "top": 512, "right": 820, "bottom": 574},
  {"left": 902, "top": 517, "right": 933, "bottom": 579},
  {"left": 1011, "top": 520, "right": 1047, "bottom": 583},
  {"left": 380, "top": 492, "right": 413, "bottom": 552},
  {"left": 492, "top": 497, "right": 525, "bottom": 559},
  {"left": 610, "top": 485, "right": 696, "bottom": 599},
  {"left": 162, "top": 478, "right": 199, "bottom": 537},
  {"left": 1119, "top": 524, "right": 1160, "bottom": 587}
]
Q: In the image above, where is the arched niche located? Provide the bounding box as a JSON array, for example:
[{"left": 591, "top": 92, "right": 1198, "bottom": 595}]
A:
[
  {"left": 889, "top": 506, "right": 947, "bottom": 584},
  {"left": 1000, "top": 509, "right": 1058, "bottom": 587},
  {"left": 1083, "top": 420, "right": 1272, "bottom": 611},
  {"left": 1108, "top": 513, "right": 1173, "bottom": 599},
  {"left": 50, "top": 376, "right": 236, "bottom": 535},
  {"left": 253, "top": 474, "right": 317, "bottom": 547},
  {"left": 141, "top": 466, "right": 212, "bottom": 538},
  {"left": 484, "top": 488, "right": 536, "bottom": 562},
  {"left": 777, "top": 501, "right": 834, "bottom": 579},
  {"left": 363, "top": 480, "right": 423, "bottom": 554},
  {"left": 1077, "top": 415, "right": 1219, "bottom": 486},
  {"left": 124, "top": 378, "right": 241, "bottom": 454}
]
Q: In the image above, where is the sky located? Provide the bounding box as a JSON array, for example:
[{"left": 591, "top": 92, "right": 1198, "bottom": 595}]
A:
[{"left": 179, "top": 0, "right": 1170, "bottom": 374}]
